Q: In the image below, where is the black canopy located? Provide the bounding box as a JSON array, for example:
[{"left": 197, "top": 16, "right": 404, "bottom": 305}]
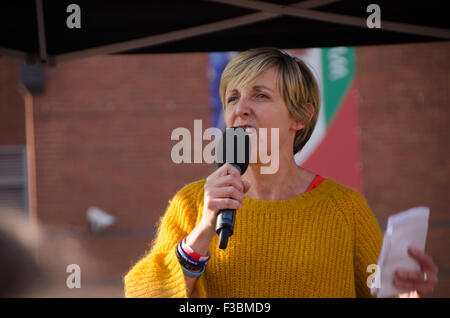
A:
[{"left": 1, "top": 0, "right": 449, "bottom": 66}]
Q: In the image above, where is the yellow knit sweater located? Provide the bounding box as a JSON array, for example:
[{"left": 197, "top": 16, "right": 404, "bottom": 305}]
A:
[{"left": 124, "top": 177, "right": 382, "bottom": 298}]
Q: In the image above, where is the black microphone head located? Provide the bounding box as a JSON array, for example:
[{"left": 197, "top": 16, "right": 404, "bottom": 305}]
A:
[{"left": 216, "top": 126, "right": 250, "bottom": 175}]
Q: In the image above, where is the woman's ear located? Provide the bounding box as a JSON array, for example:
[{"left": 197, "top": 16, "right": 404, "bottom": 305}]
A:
[
  {"left": 291, "top": 119, "right": 305, "bottom": 131},
  {"left": 291, "top": 103, "right": 315, "bottom": 131},
  {"left": 305, "top": 103, "right": 315, "bottom": 122}
]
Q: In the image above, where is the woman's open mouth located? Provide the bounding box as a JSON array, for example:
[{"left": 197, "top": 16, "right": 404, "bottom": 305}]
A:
[
  {"left": 244, "top": 127, "right": 256, "bottom": 134},
  {"left": 237, "top": 125, "right": 256, "bottom": 135}
]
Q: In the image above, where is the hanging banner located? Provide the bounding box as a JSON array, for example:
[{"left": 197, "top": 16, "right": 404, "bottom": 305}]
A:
[
  {"left": 208, "top": 52, "right": 237, "bottom": 131},
  {"left": 296, "top": 47, "right": 364, "bottom": 193}
]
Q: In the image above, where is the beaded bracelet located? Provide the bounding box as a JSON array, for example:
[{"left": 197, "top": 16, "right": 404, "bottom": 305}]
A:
[{"left": 181, "top": 263, "right": 205, "bottom": 278}]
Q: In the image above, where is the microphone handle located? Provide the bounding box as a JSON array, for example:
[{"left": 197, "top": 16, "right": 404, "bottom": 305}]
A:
[
  {"left": 216, "top": 209, "right": 235, "bottom": 249},
  {"left": 218, "top": 227, "right": 230, "bottom": 250},
  {"left": 215, "top": 164, "right": 241, "bottom": 249}
]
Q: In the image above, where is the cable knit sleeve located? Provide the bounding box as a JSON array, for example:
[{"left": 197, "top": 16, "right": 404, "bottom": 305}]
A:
[
  {"left": 123, "top": 180, "right": 207, "bottom": 298},
  {"left": 350, "top": 191, "right": 383, "bottom": 298}
]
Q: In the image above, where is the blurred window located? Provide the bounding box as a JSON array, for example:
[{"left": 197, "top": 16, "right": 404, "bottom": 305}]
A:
[{"left": 0, "top": 145, "right": 28, "bottom": 214}]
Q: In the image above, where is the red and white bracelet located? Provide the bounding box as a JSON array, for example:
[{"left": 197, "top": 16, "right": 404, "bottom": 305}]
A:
[{"left": 181, "top": 237, "right": 210, "bottom": 262}]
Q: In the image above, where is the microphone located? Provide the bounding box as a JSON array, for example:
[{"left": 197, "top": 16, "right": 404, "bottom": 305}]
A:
[{"left": 215, "top": 127, "right": 250, "bottom": 249}]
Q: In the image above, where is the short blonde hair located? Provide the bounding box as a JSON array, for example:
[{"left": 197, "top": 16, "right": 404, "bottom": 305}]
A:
[{"left": 220, "top": 47, "right": 320, "bottom": 154}]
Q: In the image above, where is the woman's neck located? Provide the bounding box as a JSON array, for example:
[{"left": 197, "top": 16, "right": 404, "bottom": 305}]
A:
[{"left": 242, "top": 154, "right": 315, "bottom": 201}]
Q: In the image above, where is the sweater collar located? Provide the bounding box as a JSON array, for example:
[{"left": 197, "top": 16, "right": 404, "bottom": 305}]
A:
[{"left": 242, "top": 177, "right": 330, "bottom": 208}]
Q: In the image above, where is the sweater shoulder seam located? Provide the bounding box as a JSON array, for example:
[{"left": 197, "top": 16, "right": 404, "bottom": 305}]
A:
[{"left": 325, "top": 180, "right": 359, "bottom": 228}]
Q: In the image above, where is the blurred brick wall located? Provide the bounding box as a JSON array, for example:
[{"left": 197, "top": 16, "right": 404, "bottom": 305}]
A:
[
  {"left": 0, "top": 57, "right": 25, "bottom": 145},
  {"left": 356, "top": 41, "right": 450, "bottom": 297},
  {"left": 31, "top": 53, "right": 214, "bottom": 296}
]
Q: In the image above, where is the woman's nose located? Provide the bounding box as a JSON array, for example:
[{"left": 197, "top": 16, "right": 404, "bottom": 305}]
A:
[{"left": 235, "top": 97, "right": 251, "bottom": 118}]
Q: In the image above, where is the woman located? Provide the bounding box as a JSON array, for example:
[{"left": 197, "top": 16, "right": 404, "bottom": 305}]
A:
[{"left": 124, "top": 48, "right": 438, "bottom": 298}]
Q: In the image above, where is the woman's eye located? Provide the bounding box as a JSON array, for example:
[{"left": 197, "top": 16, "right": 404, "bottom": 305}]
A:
[
  {"left": 227, "top": 96, "right": 238, "bottom": 103},
  {"left": 256, "top": 93, "right": 268, "bottom": 99}
]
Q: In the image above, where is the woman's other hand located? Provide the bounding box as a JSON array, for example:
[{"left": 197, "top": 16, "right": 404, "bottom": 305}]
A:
[{"left": 394, "top": 246, "right": 439, "bottom": 297}]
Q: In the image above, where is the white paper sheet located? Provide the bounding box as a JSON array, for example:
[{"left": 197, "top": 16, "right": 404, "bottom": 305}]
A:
[{"left": 370, "top": 206, "right": 430, "bottom": 298}]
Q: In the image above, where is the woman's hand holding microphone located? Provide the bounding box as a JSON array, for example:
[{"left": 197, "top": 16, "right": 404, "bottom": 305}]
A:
[
  {"left": 182, "top": 163, "right": 250, "bottom": 296},
  {"left": 186, "top": 163, "right": 250, "bottom": 254}
]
